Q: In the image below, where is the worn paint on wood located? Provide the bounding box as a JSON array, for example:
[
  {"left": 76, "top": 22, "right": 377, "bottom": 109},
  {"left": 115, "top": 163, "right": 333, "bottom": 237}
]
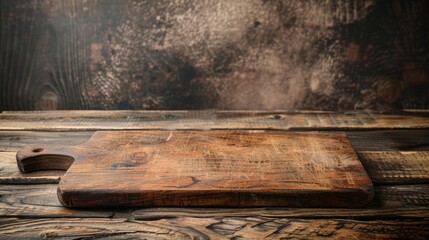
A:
[
  {"left": 16, "top": 131, "right": 373, "bottom": 207},
  {"left": 0, "top": 0, "right": 428, "bottom": 110}
]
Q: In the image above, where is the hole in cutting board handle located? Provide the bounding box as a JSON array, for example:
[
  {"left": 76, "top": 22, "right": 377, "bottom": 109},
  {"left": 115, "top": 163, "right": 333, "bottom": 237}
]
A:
[
  {"left": 16, "top": 144, "right": 75, "bottom": 173},
  {"left": 32, "top": 148, "right": 44, "bottom": 153}
]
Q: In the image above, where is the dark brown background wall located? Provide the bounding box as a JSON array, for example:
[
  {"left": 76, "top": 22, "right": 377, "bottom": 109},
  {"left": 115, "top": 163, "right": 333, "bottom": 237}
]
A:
[{"left": 1, "top": 0, "right": 428, "bottom": 110}]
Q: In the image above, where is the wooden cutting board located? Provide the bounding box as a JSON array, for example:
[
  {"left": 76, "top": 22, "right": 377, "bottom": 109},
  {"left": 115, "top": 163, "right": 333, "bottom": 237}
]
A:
[{"left": 16, "top": 131, "right": 373, "bottom": 208}]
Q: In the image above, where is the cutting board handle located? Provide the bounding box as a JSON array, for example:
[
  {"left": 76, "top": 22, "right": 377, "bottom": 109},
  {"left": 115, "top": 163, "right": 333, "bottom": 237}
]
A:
[{"left": 16, "top": 144, "right": 75, "bottom": 173}]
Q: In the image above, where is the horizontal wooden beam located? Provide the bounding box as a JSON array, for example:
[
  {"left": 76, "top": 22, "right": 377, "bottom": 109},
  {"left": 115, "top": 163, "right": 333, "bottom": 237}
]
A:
[
  {"left": 0, "top": 183, "right": 428, "bottom": 219},
  {"left": 134, "top": 184, "right": 429, "bottom": 220},
  {"left": 358, "top": 151, "right": 429, "bottom": 184},
  {"left": 0, "top": 217, "right": 428, "bottom": 239},
  {"left": 0, "top": 131, "right": 92, "bottom": 152},
  {"left": 1, "top": 130, "right": 429, "bottom": 152},
  {"left": 0, "top": 184, "right": 113, "bottom": 218},
  {"left": 1, "top": 110, "right": 428, "bottom": 131}
]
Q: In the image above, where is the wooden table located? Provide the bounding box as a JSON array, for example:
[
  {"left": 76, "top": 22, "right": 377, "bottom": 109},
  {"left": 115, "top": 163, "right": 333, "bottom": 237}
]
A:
[{"left": 0, "top": 110, "right": 428, "bottom": 239}]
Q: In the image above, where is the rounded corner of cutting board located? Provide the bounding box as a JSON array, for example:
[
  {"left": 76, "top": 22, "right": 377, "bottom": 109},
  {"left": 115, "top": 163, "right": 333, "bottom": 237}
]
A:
[
  {"left": 344, "top": 184, "right": 375, "bottom": 208},
  {"left": 56, "top": 185, "right": 72, "bottom": 208},
  {"left": 363, "top": 184, "right": 375, "bottom": 206},
  {"left": 57, "top": 180, "right": 80, "bottom": 208}
]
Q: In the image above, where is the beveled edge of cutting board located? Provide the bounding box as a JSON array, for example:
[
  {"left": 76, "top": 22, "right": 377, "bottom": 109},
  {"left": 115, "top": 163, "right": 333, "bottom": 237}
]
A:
[{"left": 56, "top": 185, "right": 374, "bottom": 208}]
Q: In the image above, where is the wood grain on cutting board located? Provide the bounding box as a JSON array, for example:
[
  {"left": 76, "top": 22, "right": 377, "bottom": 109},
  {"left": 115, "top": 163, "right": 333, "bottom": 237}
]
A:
[{"left": 16, "top": 131, "right": 373, "bottom": 208}]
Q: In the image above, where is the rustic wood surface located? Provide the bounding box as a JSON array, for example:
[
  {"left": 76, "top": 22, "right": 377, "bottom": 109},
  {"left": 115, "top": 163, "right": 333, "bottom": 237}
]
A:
[
  {"left": 16, "top": 131, "right": 373, "bottom": 208},
  {"left": 1, "top": 217, "right": 428, "bottom": 239},
  {"left": 1, "top": 1, "right": 429, "bottom": 111},
  {"left": 1, "top": 110, "right": 429, "bottom": 131},
  {"left": 1, "top": 184, "right": 427, "bottom": 219},
  {"left": 0, "top": 110, "right": 428, "bottom": 239},
  {"left": 3, "top": 150, "right": 429, "bottom": 186}
]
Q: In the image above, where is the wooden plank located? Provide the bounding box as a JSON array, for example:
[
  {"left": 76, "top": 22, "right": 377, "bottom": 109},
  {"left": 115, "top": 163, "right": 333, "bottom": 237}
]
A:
[
  {"left": 135, "top": 206, "right": 429, "bottom": 220},
  {"left": 2, "top": 130, "right": 429, "bottom": 152},
  {"left": 134, "top": 184, "right": 429, "bottom": 220},
  {"left": 348, "top": 130, "right": 429, "bottom": 151},
  {"left": 1, "top": 183, "right": 428, "bottom": 219},
  {"left": 358, "top": 151, "right": 429, "bottom": 184},
  {"left": 0, "top": 217, "right": 428, "bottom": 239},
  {"left": 16, "top": 131, "right": 373, "bottom": 208},
  {"left": 1, "top": 128, "right": 428, "bottom": 153},
  {"left": 0, "top": 152, "right": 62, "bottom": 184},
  {"left": 0, "top": 111, "right": 428, "bottom": 131},
  {"left": 0, "top": 131, "right": 92, "bottom": 152},
  {"left": 0, "top": 184, "right": 113, "bottom": 218}
]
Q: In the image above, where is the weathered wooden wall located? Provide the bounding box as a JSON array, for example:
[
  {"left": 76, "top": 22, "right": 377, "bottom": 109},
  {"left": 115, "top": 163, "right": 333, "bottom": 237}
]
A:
[{"left": 1, "top": 0, "right": 428, "bottom": 110}]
